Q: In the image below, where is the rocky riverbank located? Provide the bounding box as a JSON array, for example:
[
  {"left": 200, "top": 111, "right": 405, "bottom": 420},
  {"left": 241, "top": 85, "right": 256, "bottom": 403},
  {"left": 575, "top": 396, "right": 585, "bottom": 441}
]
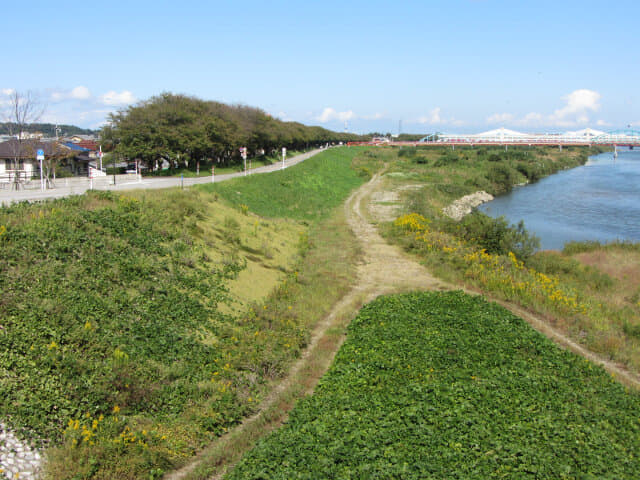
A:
[
  {"left": 0, "top": 424, "right": 43, "bottom": 479},
  {"left": 442, "top": 191, "right": 494, "bottom": 221}
]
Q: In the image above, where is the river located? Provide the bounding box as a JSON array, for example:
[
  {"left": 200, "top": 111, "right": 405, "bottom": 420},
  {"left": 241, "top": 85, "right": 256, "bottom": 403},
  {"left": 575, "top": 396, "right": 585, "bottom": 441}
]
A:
[{"left": 478, "top": 148, "right": 640, "bottom": 251}]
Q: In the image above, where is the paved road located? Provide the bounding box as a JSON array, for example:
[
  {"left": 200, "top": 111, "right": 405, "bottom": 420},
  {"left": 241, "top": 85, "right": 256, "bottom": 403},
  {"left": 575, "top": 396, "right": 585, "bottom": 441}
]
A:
[{"left": 0, "top": 148, "right": 325, "bottom": 206}]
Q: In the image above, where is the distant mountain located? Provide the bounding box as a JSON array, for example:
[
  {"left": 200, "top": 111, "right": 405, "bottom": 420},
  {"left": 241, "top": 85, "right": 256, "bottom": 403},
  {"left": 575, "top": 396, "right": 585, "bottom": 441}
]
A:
[{"left": 0, "top": 122, "right": 96, "bottom": 137}]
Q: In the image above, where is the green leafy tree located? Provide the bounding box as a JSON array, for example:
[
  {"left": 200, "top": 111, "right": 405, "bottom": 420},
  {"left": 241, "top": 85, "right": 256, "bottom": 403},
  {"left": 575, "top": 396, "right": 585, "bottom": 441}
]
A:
[{"left": 102, "top": 93, "right": 364, "bottom": 169}]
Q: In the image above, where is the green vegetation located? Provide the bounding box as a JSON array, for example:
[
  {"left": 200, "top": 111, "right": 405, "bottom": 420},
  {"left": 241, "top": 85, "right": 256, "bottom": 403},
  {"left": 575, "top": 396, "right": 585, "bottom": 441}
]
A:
[
  {"left": 381, "top": 145, "right": 640, "bottom": 372},
  {"left": 0, "top": 146, "right": 373, "bottom": 479},
  {"left": 394, "top": 145, "right": 591, "bottom": 203},
  {"left": 228, "top": 291, "right": 640, "bottom": 479},
  {"left": 101, "top": 93, "right": 362, "bottom": 170},
  {"left": 0, "top": 122, "right": 95, "bottom": 137},
  {"left": 200, "top": 147, "right": 375, "bottom": 221},
  {"left": 143, "top": 149, "right": 308, "bottom": 177}
]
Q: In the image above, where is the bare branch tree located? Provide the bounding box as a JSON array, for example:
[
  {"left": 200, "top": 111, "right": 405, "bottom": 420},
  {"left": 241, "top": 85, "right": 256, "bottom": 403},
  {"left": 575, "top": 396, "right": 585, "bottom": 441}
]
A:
[{"left": 2, "top": 90, "right": 46, "bottom": 189}]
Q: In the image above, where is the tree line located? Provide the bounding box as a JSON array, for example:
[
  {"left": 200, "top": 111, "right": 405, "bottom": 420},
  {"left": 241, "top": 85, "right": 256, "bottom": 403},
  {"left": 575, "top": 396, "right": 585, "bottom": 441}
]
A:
[
  {"left": 0, "top": 122, "right": 95, "bottom": 137},
  {"left": 100, "top": 93, "right": 364, "bottom": 169}
]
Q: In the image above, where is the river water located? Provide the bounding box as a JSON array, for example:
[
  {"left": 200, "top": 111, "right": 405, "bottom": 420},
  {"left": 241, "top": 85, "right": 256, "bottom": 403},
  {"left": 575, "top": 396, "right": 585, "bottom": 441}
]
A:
[{"left": 478, "top": 148, "right": 640, "bottom": 251}]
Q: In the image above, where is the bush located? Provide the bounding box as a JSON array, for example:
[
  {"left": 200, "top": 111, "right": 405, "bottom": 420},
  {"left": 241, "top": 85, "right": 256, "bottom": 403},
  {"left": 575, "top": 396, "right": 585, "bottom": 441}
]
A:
[
  {"left": 456, "top": 211, "right": 540, "bottom": 261},
  {"left": 486, "top": 164, "right": 520, "bottom": 194}
]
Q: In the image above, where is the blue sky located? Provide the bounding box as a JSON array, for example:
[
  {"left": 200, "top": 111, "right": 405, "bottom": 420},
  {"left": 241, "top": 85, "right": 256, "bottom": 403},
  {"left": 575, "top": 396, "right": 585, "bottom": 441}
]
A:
[{"left": 2, "top": 0, "right": 638, "bottom": 133}]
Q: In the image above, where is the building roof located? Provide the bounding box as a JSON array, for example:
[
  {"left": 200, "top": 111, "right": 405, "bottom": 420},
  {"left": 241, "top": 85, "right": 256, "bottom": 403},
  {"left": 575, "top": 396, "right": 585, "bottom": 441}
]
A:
[
  {"left": 0, "top": 139, "right": 72, "bottom": 159},
  {"left": 76, "top": 140, "right": 98, "bottom": 151},
  {"left": 63, "top": 141, "right": 91, "bottom": 152}
]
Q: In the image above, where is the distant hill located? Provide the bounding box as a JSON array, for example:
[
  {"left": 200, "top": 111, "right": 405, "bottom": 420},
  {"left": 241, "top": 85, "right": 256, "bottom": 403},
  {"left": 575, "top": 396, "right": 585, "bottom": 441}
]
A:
[{"left": 0, "top": 122, "right": 96, "bottom": 137}]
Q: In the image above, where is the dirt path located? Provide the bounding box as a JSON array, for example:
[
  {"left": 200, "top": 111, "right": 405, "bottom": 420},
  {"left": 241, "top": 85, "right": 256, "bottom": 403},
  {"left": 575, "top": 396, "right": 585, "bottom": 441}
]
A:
[
  {"left": 167, "top": 170, "right": 639, "bottom": 479},
  {"left": 166, "top": 172, "right": 451, "bottom": 480}
]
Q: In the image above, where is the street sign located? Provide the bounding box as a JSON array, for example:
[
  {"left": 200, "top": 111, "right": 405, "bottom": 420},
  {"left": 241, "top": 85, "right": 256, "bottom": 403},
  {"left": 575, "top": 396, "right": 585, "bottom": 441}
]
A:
[{"left": 36, "top": 149, "right": 44, "bottom": 161}]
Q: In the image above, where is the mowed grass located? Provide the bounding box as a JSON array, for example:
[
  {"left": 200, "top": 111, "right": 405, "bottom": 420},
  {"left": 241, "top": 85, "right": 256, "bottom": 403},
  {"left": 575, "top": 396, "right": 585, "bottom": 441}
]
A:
[
  {"left": 227, "top": 291, "right": 640, "bottom": 479},
  {"left": 199, "top": 147, "right": 370, "bottom": 221}
]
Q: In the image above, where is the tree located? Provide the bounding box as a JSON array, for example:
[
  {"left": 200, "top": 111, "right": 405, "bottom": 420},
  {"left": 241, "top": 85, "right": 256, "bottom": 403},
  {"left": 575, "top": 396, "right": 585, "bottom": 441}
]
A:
[
  {"left": 2, "top": 90, "right": 45, "bottom": 190},
  {"left": 103, "top": 93, "right": 365, "bottom": 169},
  {"left": 42, "top": 143, "right": 74, "bottom": 188}
]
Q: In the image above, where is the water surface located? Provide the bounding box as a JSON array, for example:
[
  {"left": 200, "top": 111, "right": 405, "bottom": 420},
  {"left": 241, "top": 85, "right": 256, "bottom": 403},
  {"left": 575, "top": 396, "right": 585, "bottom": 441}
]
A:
[{"left": 478, "top": 149, "right": 640, "bottom": 250}]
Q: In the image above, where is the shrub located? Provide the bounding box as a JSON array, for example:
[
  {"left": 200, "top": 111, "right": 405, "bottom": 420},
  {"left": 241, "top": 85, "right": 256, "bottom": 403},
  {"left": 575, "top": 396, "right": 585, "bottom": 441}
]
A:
[
  {"left": 456, "top": 211, "right": 540, "bottom": 261},
  {"left": 486, "top": 164, "right": 520, "bottom": 194}
]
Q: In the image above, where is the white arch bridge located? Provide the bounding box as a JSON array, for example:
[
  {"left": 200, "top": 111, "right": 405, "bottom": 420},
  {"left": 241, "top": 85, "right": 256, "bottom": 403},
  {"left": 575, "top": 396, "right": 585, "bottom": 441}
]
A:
[{"left": 417, "top": 128, "right": 640, "bottom": 147}]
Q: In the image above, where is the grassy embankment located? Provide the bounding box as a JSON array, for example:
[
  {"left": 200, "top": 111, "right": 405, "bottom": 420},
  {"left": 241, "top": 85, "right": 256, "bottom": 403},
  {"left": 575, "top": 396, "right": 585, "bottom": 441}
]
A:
[
  {"left": 379, "top": 145, "right": 640, "bottom": 373},
  {"left": 0, "top": 146, "right": 379, "bottom": 479},
  {"left": 140, "top": 149, "right": 312, "bottom": 178},
  {"left": 227, "top": 291, "right": 640, "bottom": 479}
]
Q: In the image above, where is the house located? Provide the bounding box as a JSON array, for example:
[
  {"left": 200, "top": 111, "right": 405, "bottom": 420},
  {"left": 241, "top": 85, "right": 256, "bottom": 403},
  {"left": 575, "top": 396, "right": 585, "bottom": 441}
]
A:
[
  {"left": 0, "top": 139, "right": 73, "bottom": 182},
  {"left": 65, "top": 134, "right": 97, "bottom": 143}
]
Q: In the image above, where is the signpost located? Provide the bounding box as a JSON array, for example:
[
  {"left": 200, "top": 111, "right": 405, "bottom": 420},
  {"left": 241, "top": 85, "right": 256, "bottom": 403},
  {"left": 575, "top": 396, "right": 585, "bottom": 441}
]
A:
[
  {"left": 282, "top": 147, "right": 286, "bottom": 170},
  {"left": 240, "top": 147, "right": 247, "bottom": 176},
  {"left": 36, "top": 149, "right": 45, "bottom": 191}
]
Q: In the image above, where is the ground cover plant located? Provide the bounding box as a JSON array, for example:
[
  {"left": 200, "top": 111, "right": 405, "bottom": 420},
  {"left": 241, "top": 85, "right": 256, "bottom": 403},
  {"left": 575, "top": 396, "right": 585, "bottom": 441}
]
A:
[
  {"left": 0, "top": 189, "right": 299, "bottom": 479},
  {"left": 379, "top": 145, "right": 640, "bottom": 372},
  {"left": 0, "top": 146, "right": 377, "bottom": 479},
  {"left": 227, "top": 291, "right": 640, "bottom": 479}
]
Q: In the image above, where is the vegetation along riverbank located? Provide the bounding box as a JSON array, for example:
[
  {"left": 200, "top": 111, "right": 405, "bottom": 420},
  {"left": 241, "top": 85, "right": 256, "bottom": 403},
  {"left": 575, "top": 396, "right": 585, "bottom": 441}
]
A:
[
  {"left": 379, "top": 144, "right": 640, "bottom": 375},
  {"left": 0, "top": 147, "right": 380, "bottom": 479},
  {"left": 2, "top": 143, "right": 638, "bottom": 479}
]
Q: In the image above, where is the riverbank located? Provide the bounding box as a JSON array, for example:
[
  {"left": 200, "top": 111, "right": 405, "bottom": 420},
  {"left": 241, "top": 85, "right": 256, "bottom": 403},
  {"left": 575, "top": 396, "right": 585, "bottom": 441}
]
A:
[
  {"left": 442, "top": 190, "right": 493, "bottom": 221},
  {"left": 380, "top": 145, "right": 640, "bottom": 376},
  {"left": 479, "top": 148, "right": 640, "bottom": 250}
]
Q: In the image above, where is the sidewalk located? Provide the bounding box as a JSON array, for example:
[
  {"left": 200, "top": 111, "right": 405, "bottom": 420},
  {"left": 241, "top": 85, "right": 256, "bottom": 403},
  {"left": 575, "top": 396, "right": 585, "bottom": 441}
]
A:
[{"left": 0, "top": 148, "right": 325, "bottom": 206}]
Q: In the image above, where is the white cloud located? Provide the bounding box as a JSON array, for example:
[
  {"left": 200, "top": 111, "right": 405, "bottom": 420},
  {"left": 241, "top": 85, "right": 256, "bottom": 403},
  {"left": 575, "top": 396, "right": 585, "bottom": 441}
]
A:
[
  {"left": 50, "top": 85, "right": 92, "bottom": 102},
  {"left": 361, "top": 112, "right": 384, "bottom": 120},
  {"left": 417, "top": 107, "right": 442, "bottom": 124},
  {"left": 70, "top": 86, "right": 91, "bottom": 100},
  {"left": 484, "top": 90, "right": 603, "bottom": 128},
  {"left": 316, "top": 107, "right": 355, "bottom": 123},
  {"left": 486, "top": 112, "right": 514, "bottom": 124},
  {"left": 1, "top": 88, "right": 15, "bottom": 96},
  {"left": 521, "top": 112, "right": 544, "bottom": 124},
  {"left": 415, "top": 107, "right": 462, "bottom": 126},
  {"left": 553, "top": 89, "right": 600, "bottom": 120},
  {"left": 99, "top": 90, "right": 137, "bottom": 106}
]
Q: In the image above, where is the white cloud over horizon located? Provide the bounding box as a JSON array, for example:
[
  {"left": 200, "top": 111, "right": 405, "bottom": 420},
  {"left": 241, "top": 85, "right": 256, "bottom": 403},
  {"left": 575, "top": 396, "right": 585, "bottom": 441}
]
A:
[
  {"left": 1, "top": 86, "right": 138, "bottom": 129},
  {"left": 316, "top": 107, "right": 355, "bottom": 123},
  {"left": 99, "top": 90, "right": 137, "bottom": 106},
  {"left": 486, "top": 89, "right": 603, "bottom": 129},
  {"left": 415, "top": 107, "right": 463, "bottom": 127},
  {"left": 315, "top": 107, "right": 385, "bottom": 125}
]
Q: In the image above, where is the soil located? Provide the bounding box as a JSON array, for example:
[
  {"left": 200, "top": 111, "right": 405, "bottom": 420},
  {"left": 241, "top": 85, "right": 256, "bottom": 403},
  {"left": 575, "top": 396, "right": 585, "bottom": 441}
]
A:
[{"left": 167, "top": 170, "right": 640, "bottom": 480}]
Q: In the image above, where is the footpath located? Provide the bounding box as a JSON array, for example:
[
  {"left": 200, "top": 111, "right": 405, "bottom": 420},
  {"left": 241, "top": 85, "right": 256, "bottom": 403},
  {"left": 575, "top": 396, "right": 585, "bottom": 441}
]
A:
[{"left": 0, "top": 149, "right": 324, "bottom": 206}]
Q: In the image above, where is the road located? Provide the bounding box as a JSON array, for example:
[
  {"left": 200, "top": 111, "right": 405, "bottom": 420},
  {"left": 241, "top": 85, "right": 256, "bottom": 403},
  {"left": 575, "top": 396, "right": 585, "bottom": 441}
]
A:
[{"left": 0, "top": 148, "right": 325, "bottom": 206}]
